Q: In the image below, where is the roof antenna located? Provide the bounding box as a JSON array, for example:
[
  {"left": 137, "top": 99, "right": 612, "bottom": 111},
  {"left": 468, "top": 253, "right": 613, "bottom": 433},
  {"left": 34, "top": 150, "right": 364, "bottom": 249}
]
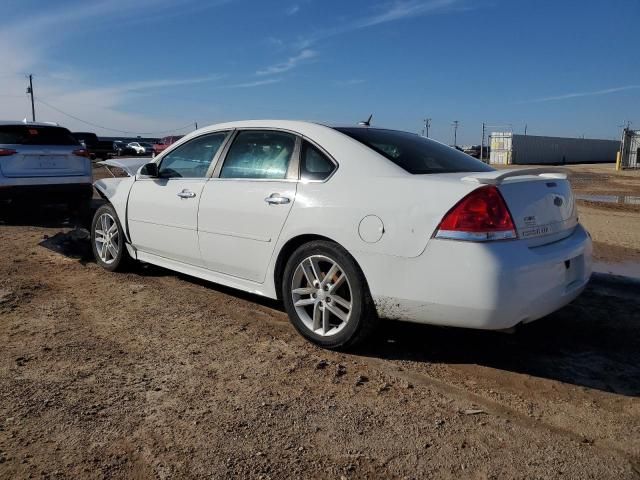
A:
[{"left": 358, "top": 114, "right": 373, "bottom": 127}]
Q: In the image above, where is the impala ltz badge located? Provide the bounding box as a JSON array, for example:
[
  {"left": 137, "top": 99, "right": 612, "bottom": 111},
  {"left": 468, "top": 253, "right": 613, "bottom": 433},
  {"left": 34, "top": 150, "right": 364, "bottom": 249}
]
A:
[{"left": 554, "top": 196, "right": 564, "bottom": 207}]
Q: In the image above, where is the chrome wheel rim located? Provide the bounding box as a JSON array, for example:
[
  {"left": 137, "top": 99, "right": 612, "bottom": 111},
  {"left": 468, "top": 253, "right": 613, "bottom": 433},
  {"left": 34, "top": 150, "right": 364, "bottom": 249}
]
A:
[
  {"left": 94, "top": 213, "right": 120, "bottom": 265},
  {"left": 291, "top": 255, "right": 353, "bottom": 337}
]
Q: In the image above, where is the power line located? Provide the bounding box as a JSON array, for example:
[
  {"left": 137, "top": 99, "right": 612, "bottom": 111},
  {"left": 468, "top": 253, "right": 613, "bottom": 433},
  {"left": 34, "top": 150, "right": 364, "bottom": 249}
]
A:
[{"left": 34, "top": 97, "right": 196, "bottom": 136}]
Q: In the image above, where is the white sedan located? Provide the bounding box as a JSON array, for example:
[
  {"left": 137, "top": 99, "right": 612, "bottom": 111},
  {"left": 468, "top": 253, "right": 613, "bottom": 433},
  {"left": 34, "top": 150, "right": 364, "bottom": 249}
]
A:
[
  {"left": 126, "top": 142, "right": 153, "bottom": 155},
  {"left": 92, "top": 120, "right": 592, "bottom": 349}
]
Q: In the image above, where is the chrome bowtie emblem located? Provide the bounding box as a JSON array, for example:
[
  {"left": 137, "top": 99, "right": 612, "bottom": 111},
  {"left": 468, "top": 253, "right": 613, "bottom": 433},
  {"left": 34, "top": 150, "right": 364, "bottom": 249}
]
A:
[{"left": 554, "top": 196, "right": 563, "bottom": 207}]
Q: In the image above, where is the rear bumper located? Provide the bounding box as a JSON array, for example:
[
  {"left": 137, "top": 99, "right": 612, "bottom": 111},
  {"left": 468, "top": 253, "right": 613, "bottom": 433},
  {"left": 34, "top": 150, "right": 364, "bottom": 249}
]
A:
[
  {"left": 357, "top": 224, "right": 592, "bottom": 330},
  {"left": 0, "top": 180, "right": 94, "bottom": 202}
]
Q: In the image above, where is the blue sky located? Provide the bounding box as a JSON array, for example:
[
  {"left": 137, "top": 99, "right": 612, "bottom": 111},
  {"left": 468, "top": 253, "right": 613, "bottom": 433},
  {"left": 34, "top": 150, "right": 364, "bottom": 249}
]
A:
[{"left": 1, "top": 0, "right": 638, "bottom": 144}]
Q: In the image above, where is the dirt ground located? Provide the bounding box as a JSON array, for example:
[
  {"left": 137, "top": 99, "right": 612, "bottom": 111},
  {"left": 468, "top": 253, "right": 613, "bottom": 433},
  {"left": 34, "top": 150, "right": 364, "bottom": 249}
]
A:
[
  {"left": 1, "top": 163, "right": 639, "bottom": 479},
  {"left": 568, "top": 165, "right": 640, "bottom": 263}
]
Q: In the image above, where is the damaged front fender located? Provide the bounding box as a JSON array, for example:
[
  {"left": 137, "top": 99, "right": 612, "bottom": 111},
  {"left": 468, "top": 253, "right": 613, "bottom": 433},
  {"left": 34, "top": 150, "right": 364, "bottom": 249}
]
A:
[
  {"left": 94, "top": 161, "right": 139, "bottom": 245},
  {"left": 98, "top": 157, "right": 149, "bottom": 177}
]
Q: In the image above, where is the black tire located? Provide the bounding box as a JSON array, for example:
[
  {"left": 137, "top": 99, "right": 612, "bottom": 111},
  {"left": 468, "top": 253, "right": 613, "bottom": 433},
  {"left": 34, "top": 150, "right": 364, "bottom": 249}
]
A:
[
  {"left": 282, "top": 240, "right": 378, "bottom": 350},
  {"left": 90, "top": 203, "right": 132, "bottom": 272}
]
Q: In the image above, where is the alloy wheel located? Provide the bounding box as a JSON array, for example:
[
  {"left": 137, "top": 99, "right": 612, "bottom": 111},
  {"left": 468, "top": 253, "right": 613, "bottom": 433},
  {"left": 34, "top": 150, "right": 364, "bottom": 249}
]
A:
[
  {"left": 94, "top": 213, "right": 120, "bottom": 265},
  {"left": 291, "top": 255, "right": 353, "bottom": 337}
]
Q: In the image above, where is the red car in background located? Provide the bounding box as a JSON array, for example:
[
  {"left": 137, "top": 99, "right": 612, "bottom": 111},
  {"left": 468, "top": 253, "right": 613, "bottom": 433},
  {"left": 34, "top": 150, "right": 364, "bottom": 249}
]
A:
[{"left": 152, "top": 135, "right": 183, "bottom": 156}]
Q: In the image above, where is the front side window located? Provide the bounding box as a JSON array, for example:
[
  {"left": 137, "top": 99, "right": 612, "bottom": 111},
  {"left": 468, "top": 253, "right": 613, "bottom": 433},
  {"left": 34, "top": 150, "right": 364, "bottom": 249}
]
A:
[
  {"left": 158, "top": 132, "right": 228, "bottom": 178},
  {"left": 220, "top": 130, "right": 295, "bottom": 179},
  {"left": 334, "top": 127, "right": 494, "bottom": 174},
  {"left": 300, "top": 141, "right": 335, "bottom": 181}
]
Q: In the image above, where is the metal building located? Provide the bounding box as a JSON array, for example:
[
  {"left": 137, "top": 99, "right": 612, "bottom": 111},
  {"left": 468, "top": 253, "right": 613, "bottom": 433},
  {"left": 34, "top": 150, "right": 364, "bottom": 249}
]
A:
[
  {"left": 489, "top": 132, "right": 619, "bottom": 165},
  {"left": 620, "top": 129, "right": 640, "bottom": 169}
]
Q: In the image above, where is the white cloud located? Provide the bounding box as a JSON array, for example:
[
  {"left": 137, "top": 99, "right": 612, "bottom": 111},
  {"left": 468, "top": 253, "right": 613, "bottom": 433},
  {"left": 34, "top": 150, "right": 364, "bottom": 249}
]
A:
[
  {"left": 0, "top": 0, "right": 230, "bottom": 136},
  {"left": 286, "top": 4, "right": 300, "bottom": 15},
  {"left": 518, "top": 85, "right": 640, "bottom": 104},
  {"left": 224, "top": 78, "right": 283, "bottom": 88},
  {"left": 335, "top": 79, "right": 366, "bottom": 87},
  {"left": 102, "top": 74, "right": 225, "bottom": 94},
  {"left": 256, "top": 49, "right": 317, "bottom": 76},
  {"left": 296, "top": 0, "right": 463, "bottom": 47},
  {"left": 357, "top": 0, "right": 459, "bottom": 28}
]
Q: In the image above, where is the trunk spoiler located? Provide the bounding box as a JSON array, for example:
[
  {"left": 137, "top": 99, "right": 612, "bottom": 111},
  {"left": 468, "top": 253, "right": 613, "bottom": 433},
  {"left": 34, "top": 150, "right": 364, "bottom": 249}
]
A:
[{"left": 461, "top": 167, "right": 568, "bottom": 185}]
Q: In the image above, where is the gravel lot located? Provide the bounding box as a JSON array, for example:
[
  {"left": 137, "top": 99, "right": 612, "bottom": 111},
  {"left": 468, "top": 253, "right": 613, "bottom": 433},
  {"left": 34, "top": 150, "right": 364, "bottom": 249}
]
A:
[{"left": 1, "top": 164, "right": 639, "bottom": 479}]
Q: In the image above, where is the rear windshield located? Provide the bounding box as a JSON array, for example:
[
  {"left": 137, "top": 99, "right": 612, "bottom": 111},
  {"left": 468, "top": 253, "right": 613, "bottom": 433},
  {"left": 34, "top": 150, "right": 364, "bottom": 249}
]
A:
[
  {"left": 334, "top": 127, "right": 494, "bottom": 174},
  {"left": 0, "top": 125, "right": 80, "bottom": 146}
]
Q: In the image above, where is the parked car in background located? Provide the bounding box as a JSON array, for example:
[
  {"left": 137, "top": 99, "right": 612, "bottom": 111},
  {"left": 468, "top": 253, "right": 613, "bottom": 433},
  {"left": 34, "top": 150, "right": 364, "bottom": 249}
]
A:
[
  {"left": 127, "top": 142, "right": 154, "bottom": 156},
  {"left": 153, "top": 135, "right": 183, "bottom": 156},
  {"left": 0, "top": 121, "right": 92, "bottom": 216},
  {"left": 91, "top": 120, "right": 592, "bottom": 350},
  {"left": 113, "top": 141, "right": 137, "bottom": 157},
  {"left": 462, "top": 145, "right": 481, "bottom": 158},
  {"left": 73, "top": 131, "right": 115, "bottom": 160}
]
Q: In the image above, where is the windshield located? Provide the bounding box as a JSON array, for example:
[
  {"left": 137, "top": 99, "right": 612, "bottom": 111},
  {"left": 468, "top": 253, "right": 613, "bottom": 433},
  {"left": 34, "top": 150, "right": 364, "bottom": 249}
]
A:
[
  {"left": 334, "top": 127, "right": 494, "bottom": 174},
  {"left": 0, "top": 125, "right": 80, "bottom": 146}
]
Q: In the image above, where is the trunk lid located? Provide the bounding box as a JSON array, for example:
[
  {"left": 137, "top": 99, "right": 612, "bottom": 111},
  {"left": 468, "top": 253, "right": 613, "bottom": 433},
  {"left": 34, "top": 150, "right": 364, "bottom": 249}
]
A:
[
  {"left": 462, "top": 168, "right": 577, "bottom": 245},
  {"left": 0, "top": 145, "right": 89, "bottom": 177}
]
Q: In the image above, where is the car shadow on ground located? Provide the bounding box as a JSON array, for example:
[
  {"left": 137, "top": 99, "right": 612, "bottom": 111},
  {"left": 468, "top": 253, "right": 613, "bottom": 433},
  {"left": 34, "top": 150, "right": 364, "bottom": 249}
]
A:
[
  {"left": 0, "top": 198, "right": 106, "bottom": 228},
  {"left": 28, "top": 216, "right": 640, "bottom": 397},
  {"left": 1, "top": 205, "right": 83, "bottom": 229},
  {"left": 357, "top": 275, "right": 640, "bottom": 396}
]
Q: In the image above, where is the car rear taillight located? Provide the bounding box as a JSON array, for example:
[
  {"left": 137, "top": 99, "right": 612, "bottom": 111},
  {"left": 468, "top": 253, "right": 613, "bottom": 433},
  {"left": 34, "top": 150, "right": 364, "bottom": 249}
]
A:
[
  {"left": 435, "top": 185, "right": 517, "bottom": 241},
  {"left": 0, "top": 148, "right": 17, "bottom": 156},
  {"left": 73, "top": 148, "right": 89, "bottom": 157}
]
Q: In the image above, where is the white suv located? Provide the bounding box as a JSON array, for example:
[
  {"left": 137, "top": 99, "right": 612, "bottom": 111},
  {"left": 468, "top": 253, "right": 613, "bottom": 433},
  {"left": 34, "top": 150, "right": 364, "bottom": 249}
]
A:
[{"left": 0, "top": 121, "right": 93, "bottom": 213}]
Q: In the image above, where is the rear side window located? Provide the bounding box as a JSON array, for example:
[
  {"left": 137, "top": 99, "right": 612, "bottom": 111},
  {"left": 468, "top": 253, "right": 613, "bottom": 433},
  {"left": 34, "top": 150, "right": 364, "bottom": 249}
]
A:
[
  {"left": 0, "top": 125, "right": 80, "bottom": 146},
  {"left": 220, "top": 130, "right": 295, "bottom": 179},
  {"left": 334, "top": 127, "right": 494, "bottom": 174},
  {"left": 300, "top": 141, "right": 335, "bottom": 181}
]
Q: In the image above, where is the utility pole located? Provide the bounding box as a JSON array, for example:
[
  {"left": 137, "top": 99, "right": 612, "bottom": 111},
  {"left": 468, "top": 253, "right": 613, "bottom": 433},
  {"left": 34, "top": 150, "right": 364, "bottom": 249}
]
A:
[
  {"left": 452, "top": 120, "right": 460, "bottom": 146},
  {"left": 524, "top": 124, "right": 528, "bottom": 135},
  {"left": 26, "top": 74, "right": 35, "bottom": 122},
  {"left": 194, "top": 121, "right": 198, "bottom": 130},
  {"left": 423, "top": 118, "right": 431, "bottom": 138},
  {"left": 480, "top": 122, "right": 485, "bottom": 162}
]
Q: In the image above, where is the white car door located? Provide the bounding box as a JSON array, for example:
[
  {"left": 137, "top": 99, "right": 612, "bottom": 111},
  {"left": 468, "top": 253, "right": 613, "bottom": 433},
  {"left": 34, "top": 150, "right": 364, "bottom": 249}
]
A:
[
  {"left": 127, "top": 131, "right": 230, "bottom": 265},
  {"left": 198, "top": 130, "right": 299, "bottom": 283}
]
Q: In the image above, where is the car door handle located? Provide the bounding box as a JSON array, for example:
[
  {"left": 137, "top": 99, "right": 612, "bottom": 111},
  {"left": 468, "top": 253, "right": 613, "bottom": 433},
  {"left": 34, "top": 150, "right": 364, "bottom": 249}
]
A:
[
  {"left": 177, "top": 189, "right": 196, "bottom": 199},
  {"left": 265, "top": 194, "right": 290, "bottom": 205}
]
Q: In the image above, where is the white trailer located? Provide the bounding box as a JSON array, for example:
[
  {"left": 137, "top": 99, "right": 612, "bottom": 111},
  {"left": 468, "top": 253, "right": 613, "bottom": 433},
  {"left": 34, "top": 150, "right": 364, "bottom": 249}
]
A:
[{"left": 489, "top": 132, "right": 618, "bottom": 165}]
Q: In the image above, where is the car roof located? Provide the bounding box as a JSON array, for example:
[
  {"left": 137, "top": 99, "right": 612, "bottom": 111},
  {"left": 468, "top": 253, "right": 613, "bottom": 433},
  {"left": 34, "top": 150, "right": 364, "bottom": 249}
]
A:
[
  {"left": 0, "top": 120, "right": 63, "bottom": 127},
  {"left": 165, "top": 120, "right": 412, "bottom": 178},
  {"left": 195, "top": 120, "right": 423, "bottom": 140}
]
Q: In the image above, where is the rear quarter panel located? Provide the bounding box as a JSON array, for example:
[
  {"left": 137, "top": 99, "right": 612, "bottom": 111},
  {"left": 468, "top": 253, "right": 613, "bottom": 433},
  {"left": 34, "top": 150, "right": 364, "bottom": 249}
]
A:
[{"left": 278, "top": 173, "right": 479, "bottom": 259}]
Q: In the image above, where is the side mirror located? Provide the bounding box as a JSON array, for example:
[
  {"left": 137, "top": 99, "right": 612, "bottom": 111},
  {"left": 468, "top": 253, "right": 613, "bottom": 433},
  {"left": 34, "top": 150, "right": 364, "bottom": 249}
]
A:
[{"left": 139, "top": 162, "right": 159, "bottom": 177}]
